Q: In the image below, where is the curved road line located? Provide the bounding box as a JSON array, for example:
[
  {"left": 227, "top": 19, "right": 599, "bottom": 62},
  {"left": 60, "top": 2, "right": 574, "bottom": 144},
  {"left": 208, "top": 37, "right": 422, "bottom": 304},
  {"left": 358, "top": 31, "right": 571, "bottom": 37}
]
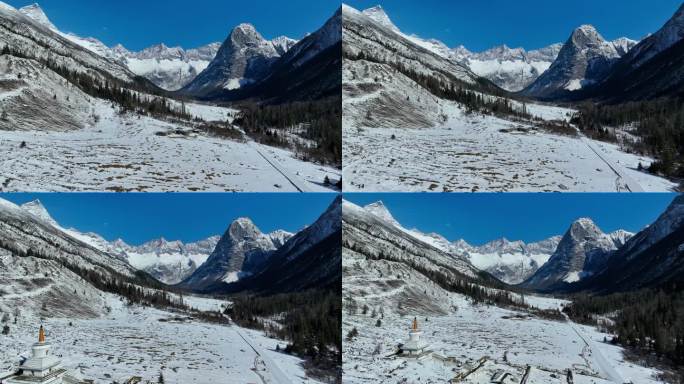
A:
[
  {"left": 576, "top": 131, "right": 644, "bottom": 192},
  {"left": 561, "top": 311, "right": 625, "bottom": 383},
  {"left": 248, "top": 141, "right": 311, "bottom": 193},
  {"left": 235, "top": 328, "right": 292, "bottom": 384}
]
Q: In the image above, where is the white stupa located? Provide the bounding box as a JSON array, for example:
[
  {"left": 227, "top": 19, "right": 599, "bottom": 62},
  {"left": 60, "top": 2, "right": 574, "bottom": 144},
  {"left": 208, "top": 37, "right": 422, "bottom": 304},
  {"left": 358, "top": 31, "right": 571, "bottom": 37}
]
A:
[
  {"left": 400, "top": 317, "right": 429, "bottom": 357},
  {"left": 4, "top": 325, "right": 67, "bottom": 384}
]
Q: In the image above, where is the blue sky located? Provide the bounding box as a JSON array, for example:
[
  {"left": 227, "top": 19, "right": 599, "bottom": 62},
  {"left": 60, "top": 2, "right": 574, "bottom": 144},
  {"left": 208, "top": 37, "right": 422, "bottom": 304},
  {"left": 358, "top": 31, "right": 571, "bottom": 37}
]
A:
[
  {"left": 5, "top": 0, "right": 339, "bottom": 50},
  {"left": 0, "top": 193, "right": 337, "bottom": 245},
  {"left": 345, "top": 0, "right": 683, "bottom": 51},
  {"left": 344, "top": 193, "right": 678, "bottom": 245}
]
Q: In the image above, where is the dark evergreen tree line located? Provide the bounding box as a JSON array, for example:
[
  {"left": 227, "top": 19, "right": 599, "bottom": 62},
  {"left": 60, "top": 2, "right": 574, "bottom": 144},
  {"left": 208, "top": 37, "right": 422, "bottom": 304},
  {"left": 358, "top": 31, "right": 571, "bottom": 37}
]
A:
[
  {"left": 1, "top": 45, "right": 189, "bottom": 120},
  {"left": 345, "top": 241, "right": 530, "bottom": 310},
  {"left": 0, "top": 237, "right": 186, "bottom": 311},
  {"left": 572, "top": 98, "right": 684, "bottom": 180},
  {"left": 345, "top": 50, "right": 530, "bottom": 120},
  {"left": 227, "top": 289, "right": 341, "bottom": 382},
  {"left": 234, "top": 98, "right": 342, "bottom": 167},
  {"left": 565, "top": 288, "right": 684, "bottom": 375}
]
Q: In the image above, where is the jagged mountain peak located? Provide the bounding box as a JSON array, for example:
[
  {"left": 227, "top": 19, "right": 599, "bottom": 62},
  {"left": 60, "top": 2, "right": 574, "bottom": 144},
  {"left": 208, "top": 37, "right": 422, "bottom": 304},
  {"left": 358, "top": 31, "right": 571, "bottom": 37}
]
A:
[
  {"left": 271, "top": 35, "right": 298, "bottom": 55},
  {"left": 572, "top": 24, "right": 601, "bottom": 38},
  {"left": 230, "top": 22, "right": 267, "bottom": 44},
  {"left": 228, "top": 217, "right": 263, "bottom": 239},
  {"left": 362, "top": 5, "right": 398, "bottom": 31},
  {"left": 522, "top": 23, "right": 622, "bottom": 97},
  {"left": 567, "top": 217, "right": 604, "bottom": 240},
  {"left": 569, "top": 25, "right": 617, "bottom": 53},
  {"left": 20, "top": 199, "right": 58, "bottom": 226},
  {"left": 18, "top": 2, "right": 56, "bottom": 30},
  {"left": 363, "top": 201, "right": 399, "bottom": 225}
]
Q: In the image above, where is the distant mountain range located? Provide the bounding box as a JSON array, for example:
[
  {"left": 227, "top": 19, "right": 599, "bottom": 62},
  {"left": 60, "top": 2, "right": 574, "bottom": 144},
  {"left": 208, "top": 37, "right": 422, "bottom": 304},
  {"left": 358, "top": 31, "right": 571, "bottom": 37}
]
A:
[
  {"left": 2, "top": 196, "right": 341, "bottom": 296},
  {"left": 14, "top": 3, "right": 298, "bottom": 92},
  {"left": 342, "top": 196, "right": 684, "bottom": 294},
  {"left": 345, "top": 3, "right": 684, "bottom": 104},
  {"left": 9, "top": 2, "right": 340, "bottom": 103}
]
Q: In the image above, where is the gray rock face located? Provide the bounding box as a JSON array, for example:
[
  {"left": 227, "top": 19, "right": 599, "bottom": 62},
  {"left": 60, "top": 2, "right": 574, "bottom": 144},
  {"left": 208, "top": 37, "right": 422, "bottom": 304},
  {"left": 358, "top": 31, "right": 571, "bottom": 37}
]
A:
[
  {"left": 181, "top": 23, "right": 282, "bottom": 96},
  {"left": 580, "top": 196, "right": 684, "bottom": 291},
  {"left": 522, "top": 25, "right": 632, "bottom": 98},
  {"left": 522, "top": 218, "right": 632, "bottom": 289},
  {"left": 179, "top": 217, "right": 292, "bottom": 290}
]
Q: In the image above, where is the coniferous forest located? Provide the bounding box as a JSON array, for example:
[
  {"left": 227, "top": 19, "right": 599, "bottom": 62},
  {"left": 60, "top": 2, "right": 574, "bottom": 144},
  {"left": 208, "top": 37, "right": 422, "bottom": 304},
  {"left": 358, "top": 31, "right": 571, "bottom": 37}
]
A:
[
  {"left": 565, "top": 287, "right": 684, "bottom": 380},
  {"left": 572, "top": 97, "right": 684, "bottom": 184},
  {"left": 227, "top": 289, "right": 342, "bottom": 383},
  {"left": 234, "top": 97, "right": 342, "bottom": 167}
]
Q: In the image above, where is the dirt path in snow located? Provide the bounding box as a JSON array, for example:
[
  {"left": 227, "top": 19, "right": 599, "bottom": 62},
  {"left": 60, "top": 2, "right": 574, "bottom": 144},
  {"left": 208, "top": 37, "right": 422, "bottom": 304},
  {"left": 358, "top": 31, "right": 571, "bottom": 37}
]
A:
[
  {"left": 247, "top": 141, "right": 312, "bottom": 193},
  {"left": 235, "top": 327, "right": 292, "bottom": 384},
  {"left": 561, "top": 311, "right": 625, "bottom": 383},
  {"left": 577, "top": 132, "right": 644, "bottom": 192}
]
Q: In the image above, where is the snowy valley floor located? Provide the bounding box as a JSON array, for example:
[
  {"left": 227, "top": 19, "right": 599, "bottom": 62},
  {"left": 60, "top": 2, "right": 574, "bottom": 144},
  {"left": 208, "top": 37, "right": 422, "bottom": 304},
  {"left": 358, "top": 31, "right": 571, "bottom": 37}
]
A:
[
  {"left": 343, "top": 102, "right": 676, "bottom": 192},
  {"left": 0, "top": 100, "right": 339, "bottom": 192},
  {"left": 0, "top": 294, "right": 323, "bottom": 384},
  {"left": 342, "top": 293, "right": 664, "bottom": 384}
]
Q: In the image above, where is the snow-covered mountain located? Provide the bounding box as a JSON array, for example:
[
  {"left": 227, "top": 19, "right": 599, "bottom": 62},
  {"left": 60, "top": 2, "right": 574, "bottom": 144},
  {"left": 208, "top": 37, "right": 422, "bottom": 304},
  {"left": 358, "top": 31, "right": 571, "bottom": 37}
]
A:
[
  {"left": 181, "top": 23, "right": 287, "bottom": 96},
  {"left": 522, "top": 25, "right": 636, "bottom": 98},
  {"left": 111, "top": 42, "right": 221, "bottom": 91},
  {"left": 242, "top": 6, "right": 342, "bottom": 103},
  {"left": 343, "top": 4, "right": 485, "bottom": 128},
  {"left": 223, "top": 196, "right": 342, "bottom": 294},
  {"left": 178, "top": 218, "right": 293, "bottom": 290},
  {"left": 521, "top": 218, "right": 633, "bottom": 290},
  {"left": 458, "top": 44, "right": 563, "bottom": 92},
  {"left": 342, "top": 199, "right": 490, "bottom": 318},
  {"left": 464, "top": 237, "right": 561, "bottom": 284},
  {"left": 578, "top": 195, "right": 684, "bottom": 292},
  {"left": 0, "top": 198, "right": 138, "bottom": 319},
  {"left": 583, "top": 3, "right": 684, "bottom": 102},
  {"left": 357, "top": 200, "right": 560, "bottom": 284},
  {"left": 15, "top": 3, "right": 301, "bottom": 91},
  {"left": 16, "top": 199, "right": 221, "bottom": 285},
  {"left": 619, "top": 3, "right": 684, "bottom": 69},
  {"left": 68, "top": 233, "right": 220, "bottom": 285},
  {"left": 344, "top": 200, "right": 481, "bottom": 280}
]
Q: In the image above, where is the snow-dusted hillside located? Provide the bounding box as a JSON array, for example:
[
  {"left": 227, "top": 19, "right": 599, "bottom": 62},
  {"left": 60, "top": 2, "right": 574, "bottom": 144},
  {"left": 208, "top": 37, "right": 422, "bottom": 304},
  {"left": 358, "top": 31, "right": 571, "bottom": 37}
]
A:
[
  {"left": 342, "top": 5, "right": 674, "bottom": 192},
  {"left": 0, "top": 293, "right": 322, "bottom": 383},
  {"left": 343, "top": 96, "right": 676, "bottom": 192},
  {"left": 342, "top": 199, "right": 665, "bottom": 383},
  {"left": 342, "top": 4, "right": 482, "bottom": 129},
  {"left": 0, "top": 197, "right": 137, "bottom": 321}
]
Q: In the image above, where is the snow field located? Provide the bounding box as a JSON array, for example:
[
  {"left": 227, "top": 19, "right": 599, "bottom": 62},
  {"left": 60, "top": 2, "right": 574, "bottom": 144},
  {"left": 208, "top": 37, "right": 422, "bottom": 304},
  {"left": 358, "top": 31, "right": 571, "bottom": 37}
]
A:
[{"left": 0, "top": 293, "right": 321, "bottom": 384}]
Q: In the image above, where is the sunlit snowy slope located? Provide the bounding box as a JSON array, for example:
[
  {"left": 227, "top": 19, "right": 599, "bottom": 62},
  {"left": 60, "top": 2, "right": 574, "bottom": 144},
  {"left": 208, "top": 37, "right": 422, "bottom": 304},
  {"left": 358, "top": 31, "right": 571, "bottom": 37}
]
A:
[{"left": 341, "top": 4, "right": 675, "bottom": 192}]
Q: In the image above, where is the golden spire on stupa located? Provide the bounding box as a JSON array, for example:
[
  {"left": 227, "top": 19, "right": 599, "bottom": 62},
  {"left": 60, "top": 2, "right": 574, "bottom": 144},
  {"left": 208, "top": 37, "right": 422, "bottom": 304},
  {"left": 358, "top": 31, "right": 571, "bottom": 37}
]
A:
[
  {"left": 38, "top": 325, "right": 45, "bottom": 343},
  {"left": 412, "top": 317, "right": 418, "bottom": 331}
]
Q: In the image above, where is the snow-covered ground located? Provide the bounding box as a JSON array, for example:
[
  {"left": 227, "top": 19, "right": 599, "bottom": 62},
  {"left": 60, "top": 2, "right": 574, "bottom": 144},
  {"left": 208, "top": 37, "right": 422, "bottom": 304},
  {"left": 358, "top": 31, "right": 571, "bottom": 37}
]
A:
[
  {"left": 0, "top": 98, "right": 339, "bottom": 192},
  {"left": 0, "top": 293, "right": 322, "bottom": 384},
  {"left": 342, "top": 291, "right": 664, "bottom": 384},
  {"left": 343, "top": 100, "right": 676, "bottom": 192}
]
